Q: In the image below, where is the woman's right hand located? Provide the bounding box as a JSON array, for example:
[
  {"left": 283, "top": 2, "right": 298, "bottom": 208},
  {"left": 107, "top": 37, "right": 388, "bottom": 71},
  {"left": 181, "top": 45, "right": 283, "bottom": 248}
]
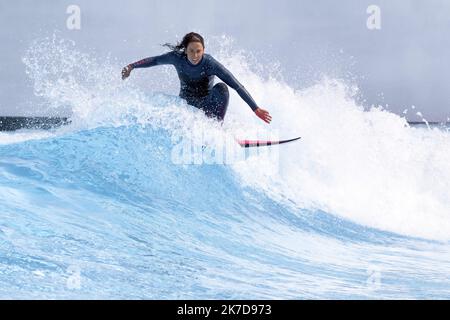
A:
[{"left": 121, "top": 65, "right": 133, "bottom": 80}]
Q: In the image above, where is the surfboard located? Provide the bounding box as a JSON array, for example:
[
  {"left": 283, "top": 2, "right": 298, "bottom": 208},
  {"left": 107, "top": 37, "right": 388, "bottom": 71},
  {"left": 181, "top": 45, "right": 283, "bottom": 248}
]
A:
[{"left": 236, "top": 136, "right": 301, "bottom": 148}]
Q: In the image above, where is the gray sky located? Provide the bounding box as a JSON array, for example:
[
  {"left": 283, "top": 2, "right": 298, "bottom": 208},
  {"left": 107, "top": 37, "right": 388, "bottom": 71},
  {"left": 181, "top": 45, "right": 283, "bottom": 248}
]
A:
[{"left": 1, "top": 0, "right": 449, "bottom": 121}]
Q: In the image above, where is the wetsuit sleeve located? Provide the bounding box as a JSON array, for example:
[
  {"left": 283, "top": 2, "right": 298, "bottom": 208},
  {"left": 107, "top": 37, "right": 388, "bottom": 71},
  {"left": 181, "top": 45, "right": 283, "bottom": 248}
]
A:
[
  {"left": 130, "top": 52, "right": 176, "bottom": 69},
  {"left": 210, "top": 57, "right": 259, "bottom": 111}
]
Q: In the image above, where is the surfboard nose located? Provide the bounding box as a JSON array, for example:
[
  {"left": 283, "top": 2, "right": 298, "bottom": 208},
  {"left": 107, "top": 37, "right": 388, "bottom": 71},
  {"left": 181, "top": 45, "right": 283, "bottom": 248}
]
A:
[{"left": 236, "top": 136, "right": 301, "bottom": 148}]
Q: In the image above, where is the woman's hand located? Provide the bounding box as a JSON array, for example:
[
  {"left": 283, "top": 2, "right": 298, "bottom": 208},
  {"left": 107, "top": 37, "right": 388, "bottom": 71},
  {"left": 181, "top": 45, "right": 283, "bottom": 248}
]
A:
[
  {"left": 254, "top": 107, "right": 272, "bottom": 124},
  {"left": 121, "top": 65, "right": 133, "bottom": 80}
]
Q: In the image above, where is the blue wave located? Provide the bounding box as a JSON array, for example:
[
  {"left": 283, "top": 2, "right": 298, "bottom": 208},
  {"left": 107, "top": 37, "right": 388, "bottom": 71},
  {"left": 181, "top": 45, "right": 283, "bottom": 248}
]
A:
[{"left": 1, "top": 125, "right": 449, "bottom": 299}]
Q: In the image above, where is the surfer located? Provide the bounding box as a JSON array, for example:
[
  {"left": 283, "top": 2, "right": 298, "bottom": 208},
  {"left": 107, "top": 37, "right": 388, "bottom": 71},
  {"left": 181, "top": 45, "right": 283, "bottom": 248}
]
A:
[{"left": 122, "top": 32, "right": 272, "bottom": 123}]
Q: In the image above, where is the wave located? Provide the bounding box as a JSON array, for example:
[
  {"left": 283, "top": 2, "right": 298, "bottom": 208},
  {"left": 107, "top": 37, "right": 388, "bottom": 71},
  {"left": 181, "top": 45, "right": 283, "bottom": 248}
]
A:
[{"left": 0, "top": 35, "right": 449, "bottom": 298}]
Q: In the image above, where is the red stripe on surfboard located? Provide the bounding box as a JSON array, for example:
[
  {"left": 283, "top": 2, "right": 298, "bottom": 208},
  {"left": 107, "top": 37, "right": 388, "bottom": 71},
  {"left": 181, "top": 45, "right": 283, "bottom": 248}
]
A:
[{"left": 236, "top": 136, "right": 301, "bottom": 148}]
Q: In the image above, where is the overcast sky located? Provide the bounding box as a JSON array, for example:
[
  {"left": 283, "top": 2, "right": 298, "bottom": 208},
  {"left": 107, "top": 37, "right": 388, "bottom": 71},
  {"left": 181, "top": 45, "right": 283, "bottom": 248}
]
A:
[{"left": 1, "top": 0, "right": 449, "bottom": 121}]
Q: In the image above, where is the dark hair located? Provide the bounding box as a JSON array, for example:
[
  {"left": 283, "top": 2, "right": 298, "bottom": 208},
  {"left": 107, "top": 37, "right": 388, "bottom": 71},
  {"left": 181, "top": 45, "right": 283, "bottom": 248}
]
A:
[{"left": 162, "top": 32, "right": 205, "bottom": 54}]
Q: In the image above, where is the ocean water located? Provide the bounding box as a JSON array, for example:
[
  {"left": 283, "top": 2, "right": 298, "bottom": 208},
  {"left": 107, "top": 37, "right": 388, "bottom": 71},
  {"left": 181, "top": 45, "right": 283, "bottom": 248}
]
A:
[{"left": 0, "top": 37, "right": 449, "bottom": 299}]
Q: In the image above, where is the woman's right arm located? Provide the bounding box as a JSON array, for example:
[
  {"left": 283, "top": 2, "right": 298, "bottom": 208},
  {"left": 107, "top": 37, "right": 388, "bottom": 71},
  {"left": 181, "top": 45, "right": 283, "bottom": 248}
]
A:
[{"left": 122, "top": 52, "right": 175, "bottom": 80}]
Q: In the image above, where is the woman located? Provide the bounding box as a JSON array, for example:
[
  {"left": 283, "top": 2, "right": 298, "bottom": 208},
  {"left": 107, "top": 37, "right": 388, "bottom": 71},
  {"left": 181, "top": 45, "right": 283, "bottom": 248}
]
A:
[{"left": 122, "top": 32, "right": 272, "bottom": 123}]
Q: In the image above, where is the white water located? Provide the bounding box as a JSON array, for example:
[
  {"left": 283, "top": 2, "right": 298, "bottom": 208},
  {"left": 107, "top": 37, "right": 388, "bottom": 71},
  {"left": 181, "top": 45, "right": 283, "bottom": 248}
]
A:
[{"left": 14, "top": 35, "right": 450, "bottom": 241}]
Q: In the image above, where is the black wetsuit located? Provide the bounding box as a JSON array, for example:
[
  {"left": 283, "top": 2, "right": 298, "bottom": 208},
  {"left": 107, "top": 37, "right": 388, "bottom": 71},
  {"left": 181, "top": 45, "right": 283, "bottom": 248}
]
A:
[{"left": 130, "top": 51, "right": 258, "bottom": 121}]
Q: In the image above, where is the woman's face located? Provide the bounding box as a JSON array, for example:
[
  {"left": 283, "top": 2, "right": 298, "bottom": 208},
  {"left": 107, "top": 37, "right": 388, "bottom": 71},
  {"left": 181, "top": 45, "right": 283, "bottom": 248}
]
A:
[{"left": 186, "top": 41, "right": 204, "bottom": 65}]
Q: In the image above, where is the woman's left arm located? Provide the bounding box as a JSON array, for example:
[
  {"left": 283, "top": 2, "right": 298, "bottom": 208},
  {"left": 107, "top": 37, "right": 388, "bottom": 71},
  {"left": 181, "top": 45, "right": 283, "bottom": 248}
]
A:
[{"left": 211, "top": 57, "right": 272, "bottom": 124}]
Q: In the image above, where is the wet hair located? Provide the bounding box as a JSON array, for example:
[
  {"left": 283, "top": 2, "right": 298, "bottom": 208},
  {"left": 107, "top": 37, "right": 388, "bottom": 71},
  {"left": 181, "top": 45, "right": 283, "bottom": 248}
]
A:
[{"left": 162, "top": 32, "right": 205, "bottom": 54}]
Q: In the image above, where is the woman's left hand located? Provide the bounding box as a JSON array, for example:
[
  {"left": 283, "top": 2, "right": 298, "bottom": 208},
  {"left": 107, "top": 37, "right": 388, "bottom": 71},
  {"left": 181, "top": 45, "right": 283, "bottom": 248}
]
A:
[{"left": 254, "top": 107, "right": 272, "bottom": 124}]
